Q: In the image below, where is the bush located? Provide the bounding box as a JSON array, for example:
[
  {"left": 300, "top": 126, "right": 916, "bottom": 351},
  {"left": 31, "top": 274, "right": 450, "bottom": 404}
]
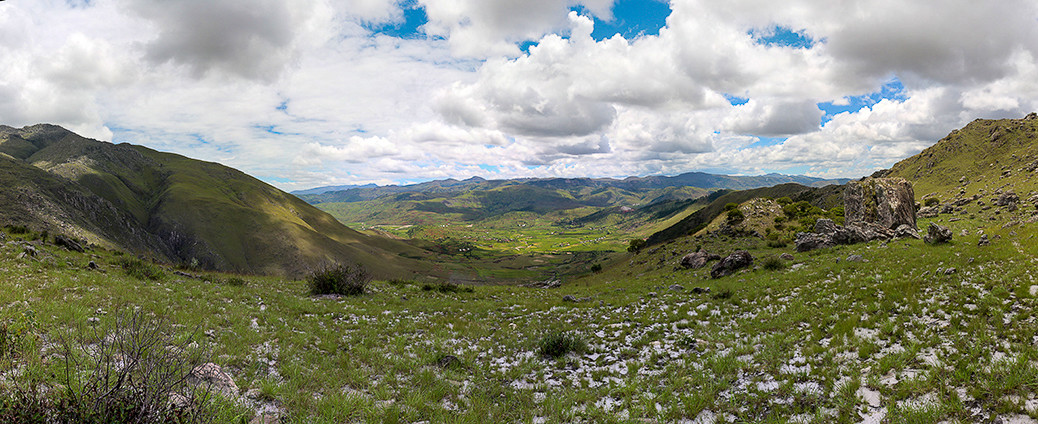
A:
[
  {"left": 590, "top": 263, "right": 603, "bottom": 273},
  {"left": 627, "top": 239, "right": 646, "bottom": 253},
  {"left": 761, "top": 256, "right": 787, "bottom": 271},
  {"left": 924, "top": 197, "right": 940, "bottom": 207},
  {"left": 4, "top": 225, "right": 30, "bottom": 235},
  {"left": 119, "top": 258, "right": 165, "bottom": 281},
  {"left": 2, "top": 309, "right": 220, "bottom": 424},
  {"left": 308, "top": 264, "right": 370, "bottom": 296},
  {"left": 538, "top": 331, "right": 587, "bottom": 359},
  {"left": 726, "top": 209, "right": 745, "bottom": 225},
  {"left": 0, "top": 311, "right": 36, "bottom": 360},
  {"left": 767, "top": 239, "right": 788, "bottom": 248},
  {"left": 421, "top": 282, "right": 474, "bottom": 294},
  {"left": 776, "top": 197, "right": 793, "bottom": 206},
  {"left": 223, "top": 277, "right": 247, "bottom": 287},
  {"left": 724, "top": 202, "right": 739, "bottom": 211}
]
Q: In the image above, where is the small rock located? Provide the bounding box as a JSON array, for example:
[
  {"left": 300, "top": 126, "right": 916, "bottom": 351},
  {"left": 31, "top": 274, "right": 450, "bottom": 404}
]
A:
[
  {"left": 647, "top": 292, "right": 657, "bottom": 298},
  {"left": 711, "top": 251, "right": 754, "bottom": 279},
  {"left": 668, "top": 284, "right": 684, "bottom": 291},
  {"left": 978, "top": 234, "right": 990, "bottom": 246},
  {"left": 893, "top": 224, "right": 920, "bottom": 239},
  {"left": 435, "top": 355, "right": 462, "bottom": 369},
  {"left": 54, "top": 235, "right": 84, "bottom": 252},
  {"left": 562, "top": 295, "right": 577, "bottom": 302},
  {"left": 86, "top": 317, "right": 100, "bottom": 325},
  {"left": 249, "top": 413, "right": 282, "bottom": 424},
  {"left": 87, "top": 261, "right": 99, "bottom": 270},
  {"left": 944, "top": 267, "right": 957, "bottom": 275},
  {"left": 779, "top": 253, "right": 795, "bottom": 261},
  {"left": 846, "top": 254, "right": 864, "bottom": 262},
  {"left": 187, "top": 363, "right": 239, "bottom": 399},
  {"left": 23, "top": 245, "right": 37, "bottom": 257},
  {"left": 691, "top": 287, "right": 711, "bottom": 294},
  {"left": 679, "top": 251, "right": 721, "bottom": 269},
  {"left": 923, "top": 223, "right": 953, "bottom": 244}
]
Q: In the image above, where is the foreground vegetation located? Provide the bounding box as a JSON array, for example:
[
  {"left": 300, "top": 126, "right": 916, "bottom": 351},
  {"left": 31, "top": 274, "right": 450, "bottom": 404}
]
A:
[{"left": 2, "top": 202, "right": 1038, "bottom": 423}]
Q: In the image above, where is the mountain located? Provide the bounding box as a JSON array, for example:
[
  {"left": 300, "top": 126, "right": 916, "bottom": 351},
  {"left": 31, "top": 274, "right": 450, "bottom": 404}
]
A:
[
  {"left": 296, "top": 172, "right": 849, "bottom": 205},
  {"left": 290, "top": 183, "right": 378, "bottom": 196},
  {"left": 884, "top": 113, "right": 1038, "bottom": 199},
  {"left": 0, "top": 124, "right": 436, "bottom": 278}
]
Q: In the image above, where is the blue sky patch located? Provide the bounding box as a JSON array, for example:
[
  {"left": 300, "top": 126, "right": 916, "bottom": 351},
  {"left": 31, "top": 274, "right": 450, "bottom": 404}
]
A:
[
  {"left": 574, "top": 0, "right": 671, "bottom": 41},
  {"left": 724, "top": 94, "right": 749, "bottom": 106},
  {"left": 364, "top": 0, "right": 428, "bottom": 39},
  {"left": 818, "top": 78, "right": 907, "bottom": 125},
  {"left": 745, "top": 136, "right": 787, "bottom": 149},
  {"left": 750, "top": 26, "right": 816, "bottom": 49}
]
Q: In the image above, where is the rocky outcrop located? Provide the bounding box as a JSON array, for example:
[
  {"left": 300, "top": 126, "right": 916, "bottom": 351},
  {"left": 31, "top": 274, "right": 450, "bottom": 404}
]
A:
[
  {"left": 794, "top": 178, "right": 919, "bottom": 252},
  {"left": 923, "top": 223, "right": 952, "bottom": 244},
  {"left": 680, "top": 251, "right": 721, "bottom": 269},
  {"left": 187, "top": 363, "right": 239, "bottom": 399},
  {"left": 711, "top": 251, "right": 753, "bottom": 278},
  {"left": 844, "top": 178, "right": 917, "bottom": 231}
]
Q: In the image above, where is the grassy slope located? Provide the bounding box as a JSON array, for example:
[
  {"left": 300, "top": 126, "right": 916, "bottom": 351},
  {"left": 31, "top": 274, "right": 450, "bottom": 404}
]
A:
[
  {"left": 3, "top": 125, "right": 443, "bottom": 279},
  {"left": 887, "top": 116, "right": 1038, "bottom": 200},
  {"left": 4, "top": 205, "right": 1038, "bottom": 423}
]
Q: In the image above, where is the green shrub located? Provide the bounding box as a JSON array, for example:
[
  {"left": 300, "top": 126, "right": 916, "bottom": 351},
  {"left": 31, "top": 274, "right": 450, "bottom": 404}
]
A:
[
  {"left": 726, "top": 209, "right": 745, "bottom": 225},
  {"left": 627, "top": 239, "right": 646, "bottom": 253},
  {"left": 590, "top": 263, "right": 603, "bottom": 273},
  {"left": 0, "top": 311, "right": 36, "bottom": 360},
  {"left": 767, "top": 239, "right": 788, "bottom": 248},
  {"left": 776, "top": 197, "right": 793, "bottom": 206},
  {"left": 724, "top": 202, "right": 739, "bottom": 211},
  {"left": 223, "top": 277, "right": 247, "bottom": 287},
  {"left": 119, "top": 258, "right": 165, "bottom": 281},
  {"left": 761, "top": 256, "right": 787, "bottom": 271},
  {"left": 4, "top": 225, "right": 30, "bottom": 235},
  {"left": 308, "top": 264, "right": 370, "bottom": 296},
  {"left": 421, "top": 282, "right": 474, "bottom": 294},
  {"left": 924, "top": 197, "right": 940, "bottom": 207},
  {"left": 538, "top": 331, "right": 587, "bottom": 359}
]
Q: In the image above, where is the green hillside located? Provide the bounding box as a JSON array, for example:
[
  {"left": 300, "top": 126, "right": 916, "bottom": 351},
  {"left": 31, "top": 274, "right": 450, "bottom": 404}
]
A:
[
  {"left": 886, "top": 113, "right": 1038, "bottom": 201},
  {"left": 0, "top": 124, "right": 441, "bottom": 278}
]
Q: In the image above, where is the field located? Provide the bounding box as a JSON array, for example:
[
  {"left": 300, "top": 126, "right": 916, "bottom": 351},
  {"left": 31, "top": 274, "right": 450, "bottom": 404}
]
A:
[{"left": 3, "top": 208, "right": 1038, "bottom": 423}]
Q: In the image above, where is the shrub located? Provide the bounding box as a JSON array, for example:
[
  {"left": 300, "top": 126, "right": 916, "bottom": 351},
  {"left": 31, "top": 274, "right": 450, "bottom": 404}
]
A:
[
  {"left": 0, "top": 311, "right": 36, "bottom": 360},
  {"left": 421, "top": 282, "right": 474, "bottom": 294},
  {"left": 4, "top": 225, "right": 30, "bottom": 235},
  {"left": 924, "top": 197, "right": 940, "bottom": 207},
  {"left": 308, "top": 264, "right": 370, "bottom": 296},
  {"left": 538, "top": 331, "right": 587, "bottom": 359},
  {"left": 726, "top": 209, "right": 745, "bottom": 225},
  {"left": 119, "top": 258, "right": 165, "bottom": 281},
  {"left": 223, "top": 277, "right": 247, "bottom": 287},
  {"left": 767, "top": 239, "right": 788, "bottom": 248},
  {"left": 761, "top": 256, "right": 787, "bottom": 271},
  {"left": 776, "top": 197, "right": 793, "bottom": 206},
  {"left": 53, "top": 309, "right": 215, "bottom": 424},
  {"left": 724, "top": 202, "right": 739, "bottom": 211},
  {"left": 627, "top": 239, "right": 646, "bottom": 253},
  {"left": 590, "top": 263, "right": 603, "bottom": 273}
]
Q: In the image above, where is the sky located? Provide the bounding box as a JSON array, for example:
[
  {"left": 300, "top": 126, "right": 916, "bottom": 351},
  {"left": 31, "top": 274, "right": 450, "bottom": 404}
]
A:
[{"left": 2, "top": 0, "right": 1038, "bottom": 190}]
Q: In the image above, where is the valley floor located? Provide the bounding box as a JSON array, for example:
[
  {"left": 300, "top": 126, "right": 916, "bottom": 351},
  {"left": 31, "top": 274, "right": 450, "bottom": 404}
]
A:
[{"left": 2, "top": 215, "right": 1038, "bottom": 423}]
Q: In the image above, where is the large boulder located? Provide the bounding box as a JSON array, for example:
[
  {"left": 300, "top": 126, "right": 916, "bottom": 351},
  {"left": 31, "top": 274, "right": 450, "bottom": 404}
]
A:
[
  {"left": 711, "top": 251, "right": 754, "bottom": 278},
  {"left": 995, "top": 191, "right": 1020, "bottom": 207},
  {"left": 680, "top": 251, "right": 721, "bottom": 269},
  {"left": 795, "top": 232, "right": 834, "bottom": 252},
  {"left": 844, "top": 178, "right": 917, "bottom": 231}
]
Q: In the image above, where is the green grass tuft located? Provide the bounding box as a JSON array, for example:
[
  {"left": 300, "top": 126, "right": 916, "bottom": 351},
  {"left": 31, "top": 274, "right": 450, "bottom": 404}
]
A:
[{"left": 538, "top": 331, "right": 587, "bottom": 359}]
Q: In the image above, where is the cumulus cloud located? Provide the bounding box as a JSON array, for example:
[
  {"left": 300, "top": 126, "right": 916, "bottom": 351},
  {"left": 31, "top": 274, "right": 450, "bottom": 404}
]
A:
[{"left": 126, "top": 0, "right": 330, "bottom": 80}]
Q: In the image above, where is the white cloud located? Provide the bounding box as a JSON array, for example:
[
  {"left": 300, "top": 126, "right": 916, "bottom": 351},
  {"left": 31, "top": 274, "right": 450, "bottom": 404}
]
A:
[{"left": 2, "top": 0, "right": 1038, "bottom": 190}]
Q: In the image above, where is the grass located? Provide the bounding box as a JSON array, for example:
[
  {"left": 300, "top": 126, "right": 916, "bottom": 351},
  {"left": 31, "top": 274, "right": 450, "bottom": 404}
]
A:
[{"left": 1, "top": 202, "right": 1038, "bottom": 422}]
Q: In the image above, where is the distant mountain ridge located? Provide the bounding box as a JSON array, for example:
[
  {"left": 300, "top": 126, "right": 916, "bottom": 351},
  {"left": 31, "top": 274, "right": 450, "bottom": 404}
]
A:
[{"left": 294, "top": 172, "right": 849, "bottom": 204}]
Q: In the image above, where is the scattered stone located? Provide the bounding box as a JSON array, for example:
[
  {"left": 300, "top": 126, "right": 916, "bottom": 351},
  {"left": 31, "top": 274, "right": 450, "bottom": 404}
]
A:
[
  {"left": 86, "top": 317, "right": 100, "bottom": 325},
  {"left": 814, "top": 218, "right": 838, "bottom": 234},
  {"left": 562, "top": 295, "right": 577, "bottom": 302},
  {"left": 668, "top": 284, "right": 684, "bottom": 291},
  {"left": 944, "top": 267, "right": 957, "bottom": 275},
  {"left": 917, "top": 206, "right": 939, "bottom": 218},
  {"left": 54, "top": 235, "right": 84, "bottom": 252},
  {"left": 22, "top": 245, "right": 37, "bottom": 257},
  {"left": 846, "top": 254, "right": 864, "bottom": 262},
  {"left": 893, "top": 224, "right": 920, "bottom": 239},
  {"left": 680, "top": 251, "right": 721, "bottom": 269},
  {"left": 779, "top": 253, "right": 795, "bottom": 261},
  {"left": 249, "top": 412, "right": 282, "bottom": 424},
  {"left": 978, "top": 234, "right": 990, "bottom": 246},
  {"left": 647, "top": 292, "right": 657, "bottom": 298},
  {"left": 188, "top": 363, "right": 239, "bottom": 399},
  {"left": 691, "top": 287, "right": 711, "bottom": 294},
  {"left": 996, "top": 191, "right": 1020, "bottom": 207},
  {"left": 173, "top": 270, "right": 200, "bottom": 279},
  {"left": 527, "top": 279, "right": 561, "bottom": 289},
  {"left": 711, "top": 251, "right": 754, "bottom": 279},
  {"left": 435, "top": 355, "right": 462, "bottom": 369},
  {"left": 923, "top": 223, "right": 953, "bottom": 244},
  {"left": 87, "top": 261, "right": 99, "bottom": 270}
]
